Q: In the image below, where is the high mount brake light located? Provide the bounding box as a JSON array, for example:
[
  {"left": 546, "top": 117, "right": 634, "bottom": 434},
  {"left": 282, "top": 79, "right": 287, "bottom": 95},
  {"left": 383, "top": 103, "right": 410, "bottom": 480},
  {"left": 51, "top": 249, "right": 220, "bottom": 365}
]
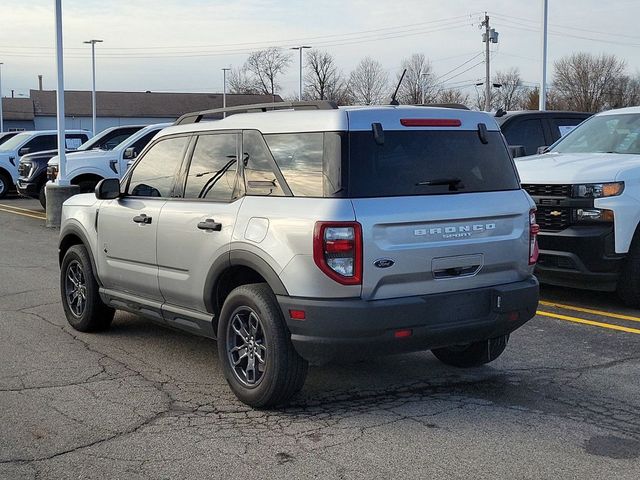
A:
[
  {"left": 400, "top": 119, "right": 462, "bottom": 127},
  {"left": 313, "top": 222, "right": 362, "bottom": 285},
  {"left": 529, "top": 209, "right": 539, "bottom": 265}
]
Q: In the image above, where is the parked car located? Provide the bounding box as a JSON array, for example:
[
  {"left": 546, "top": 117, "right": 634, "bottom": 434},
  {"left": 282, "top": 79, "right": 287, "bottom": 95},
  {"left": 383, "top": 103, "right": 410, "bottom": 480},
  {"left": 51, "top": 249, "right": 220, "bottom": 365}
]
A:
[
  {"left": 496, "top": 110, "right": 592, "bottom": 157},
  {"left": 47, "top": 123, "right": 170, "bottom": 193},
  {"left": 17, "top": 125, "right": 145, "bottom": 208},
  {"left": 517, "top": 106, "right": 640, "bottom": 305},
  {"left": 0, "top": 130, "right": 90, "bottom": 199},
  {"left": 58, "top": 102, "right": 539, "bottom": 407},
  {"left": 0, "top": 131, "right": 21, "bottom": 147}
]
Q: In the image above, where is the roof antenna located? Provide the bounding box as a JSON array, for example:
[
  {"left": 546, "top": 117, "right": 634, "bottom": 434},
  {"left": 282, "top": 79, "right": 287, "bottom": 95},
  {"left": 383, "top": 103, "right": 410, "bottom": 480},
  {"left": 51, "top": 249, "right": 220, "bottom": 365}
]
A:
[{"left": 390, "top": 69, "right": 406, "bottom": 106}]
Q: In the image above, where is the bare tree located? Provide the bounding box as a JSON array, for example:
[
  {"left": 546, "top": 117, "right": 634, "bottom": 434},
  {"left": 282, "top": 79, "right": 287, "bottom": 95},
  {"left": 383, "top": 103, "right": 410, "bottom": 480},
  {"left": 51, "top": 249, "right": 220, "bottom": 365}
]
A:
[
  {"left": 605, "top": 74, "right": 640, "bottom": 109},
  {"left": 304, "top": 50, "right": 342, "bottom": 100},
  {"left": 493, "top": 68, "right": 526, "bottom": 110},
  {"left": 396, "top": 53, "right": 436, "bottom": 104},
  {"left": 228, "top": 67, "right": 260, "bottom": 95},
  {"left": 347, "top": 57, "right": 389, "bottom": 105},
  {"left": 435, "top": 88, "right": 470, "bottom": 106},
  {"left": 244, "top": 47, "right": 292, "bottom": 101},
  {"left": 553, "top": 52, "right": 626, "bottom": 112}
]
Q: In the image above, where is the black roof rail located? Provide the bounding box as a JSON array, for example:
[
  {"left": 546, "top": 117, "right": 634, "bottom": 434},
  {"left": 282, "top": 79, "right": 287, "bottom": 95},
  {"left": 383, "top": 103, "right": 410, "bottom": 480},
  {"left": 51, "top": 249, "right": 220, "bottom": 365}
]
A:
[{"left": 174, "top": 100, "right": 339, "bottom": 125}]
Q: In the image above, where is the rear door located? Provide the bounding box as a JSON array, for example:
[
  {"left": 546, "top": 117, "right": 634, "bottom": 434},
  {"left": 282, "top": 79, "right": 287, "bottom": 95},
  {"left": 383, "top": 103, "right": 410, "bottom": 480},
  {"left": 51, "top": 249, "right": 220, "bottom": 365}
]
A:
[
  {"left": 347, "top": 126, "right": 532, "bottom": 301},
  {"left": 156, "top": 132, "right": 244, "bottom": 315}
]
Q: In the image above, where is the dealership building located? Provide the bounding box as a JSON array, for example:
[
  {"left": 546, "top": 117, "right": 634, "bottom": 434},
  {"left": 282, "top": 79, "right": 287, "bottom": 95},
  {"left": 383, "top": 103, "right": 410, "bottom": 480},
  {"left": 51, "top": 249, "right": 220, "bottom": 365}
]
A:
[{"left": 0, "top": 90, "right": 282, "bottom": 133}]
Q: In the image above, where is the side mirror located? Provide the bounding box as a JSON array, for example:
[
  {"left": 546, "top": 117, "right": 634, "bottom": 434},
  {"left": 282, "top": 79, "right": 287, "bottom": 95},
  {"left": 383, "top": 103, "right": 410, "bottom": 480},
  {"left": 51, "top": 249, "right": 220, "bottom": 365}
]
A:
[
  {"left": 536, "top": 146, "right": 549, "bottom": 155},
  {"left": 18, "top": 147, "right": 30, "bottom": 156},
  {"left": 123, "top": 147, "right": 137, "bottom": 160},
  {"left": 95, "top": 178, "right": 121, "bottom": 200},
  {"left": 508, "top": 145, "right": 527, "bottom": 158}
]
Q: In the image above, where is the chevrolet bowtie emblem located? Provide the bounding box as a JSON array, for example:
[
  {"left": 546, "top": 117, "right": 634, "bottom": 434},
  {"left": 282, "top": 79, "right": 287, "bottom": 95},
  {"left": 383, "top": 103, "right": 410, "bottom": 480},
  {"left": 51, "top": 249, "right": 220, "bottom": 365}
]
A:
[{"left": 549, "top": 210, "right": 562, "bottom": 216}]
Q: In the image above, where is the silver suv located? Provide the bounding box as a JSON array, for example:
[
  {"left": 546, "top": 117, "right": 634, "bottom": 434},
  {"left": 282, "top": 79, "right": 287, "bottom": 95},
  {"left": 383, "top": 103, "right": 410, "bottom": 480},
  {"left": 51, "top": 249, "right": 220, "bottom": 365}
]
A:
[{"left": 58, "top": 102, "right": 539, "bottom": 407}]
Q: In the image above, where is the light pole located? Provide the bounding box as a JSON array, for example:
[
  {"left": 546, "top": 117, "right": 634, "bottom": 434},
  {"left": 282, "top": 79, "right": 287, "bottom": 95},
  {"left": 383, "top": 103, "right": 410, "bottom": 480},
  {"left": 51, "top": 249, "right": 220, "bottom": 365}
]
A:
[
  {"left": 0, "top": 63, "right": 3, "bottom": 132},
  {"left": 290, "top": 46, "right": 311, "bottom": 101},
  {"left": 420, "top": 71, "right": 429, "bottom": 105},
  {"left": 539, "top": 0, "right": 549, "bottom": 110},
  {"left": 222, "top": 67, "right": 231, "bottom": 118},
  {"left": 83, "top": 39, "right": 103, "bottom": 136}
]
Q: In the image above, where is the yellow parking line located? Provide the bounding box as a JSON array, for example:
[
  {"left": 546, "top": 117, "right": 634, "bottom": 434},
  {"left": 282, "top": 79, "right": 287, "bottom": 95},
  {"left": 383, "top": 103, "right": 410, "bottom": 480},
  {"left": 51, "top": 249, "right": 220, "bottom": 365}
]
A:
[
  {"left": 0, "top": 206, "right": 46, "bottom": 220},
  {"left": 537, "top": 310, "right": 640, "bottom": 335},
  {"left": 0, "top": 203, "right": 44, "bottom": 215},
  {"left": 540, "top": 300, "right": 640, "bottom": 324}
]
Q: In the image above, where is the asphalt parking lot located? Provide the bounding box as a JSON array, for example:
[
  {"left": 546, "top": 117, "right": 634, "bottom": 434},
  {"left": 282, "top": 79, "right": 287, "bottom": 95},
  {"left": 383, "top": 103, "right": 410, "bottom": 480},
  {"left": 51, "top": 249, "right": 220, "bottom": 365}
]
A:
[{"left": 1, "top": 195, "right": 639, "bottom": 480}]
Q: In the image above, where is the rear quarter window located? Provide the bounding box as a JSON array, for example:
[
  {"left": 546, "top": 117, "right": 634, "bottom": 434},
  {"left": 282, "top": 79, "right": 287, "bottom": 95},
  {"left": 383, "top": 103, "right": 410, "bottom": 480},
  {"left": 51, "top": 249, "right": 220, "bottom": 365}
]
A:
[{"left": 347, "top": 130, "right": 519, "bottom": 197}]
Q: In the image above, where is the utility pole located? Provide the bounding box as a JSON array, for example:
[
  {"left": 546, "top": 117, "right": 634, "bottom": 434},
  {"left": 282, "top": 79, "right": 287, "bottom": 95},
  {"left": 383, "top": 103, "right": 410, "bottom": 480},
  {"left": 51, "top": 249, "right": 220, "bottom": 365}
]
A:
[
  {"left": 83, "top": 39, "right": 103, "bottom": 136},
  {"left": 539, "top": 0, "right": 549, "bottom": 110},
  {"left": 222, "top": 67, "right": 231, "bottom": 118},
  {"left": 0, "top": 63, "right": 4, "bottom": 133},
  {"left": 481, "top": 14, "right": 499, "bottom": 112},
  {"left": 290, "top": 46, "right": 311, "bottom": 101}
]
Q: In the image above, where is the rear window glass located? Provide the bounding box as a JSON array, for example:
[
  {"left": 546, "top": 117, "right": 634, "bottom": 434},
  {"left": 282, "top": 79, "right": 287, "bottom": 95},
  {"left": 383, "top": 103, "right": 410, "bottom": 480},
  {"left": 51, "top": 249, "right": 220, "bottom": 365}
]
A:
[{"left": 348, "top": 130, "right": 519, "bottom": 197}]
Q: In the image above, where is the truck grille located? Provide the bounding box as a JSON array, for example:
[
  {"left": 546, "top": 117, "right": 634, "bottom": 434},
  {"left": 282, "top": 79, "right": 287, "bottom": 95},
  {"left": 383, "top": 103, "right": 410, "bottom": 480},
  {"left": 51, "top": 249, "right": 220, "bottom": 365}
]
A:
[
  {"left": 536, "top": 206, "right": 572, "bottom": 231},
  {"left": 522, "top": 184, "right": 572, "bottom": 197}
]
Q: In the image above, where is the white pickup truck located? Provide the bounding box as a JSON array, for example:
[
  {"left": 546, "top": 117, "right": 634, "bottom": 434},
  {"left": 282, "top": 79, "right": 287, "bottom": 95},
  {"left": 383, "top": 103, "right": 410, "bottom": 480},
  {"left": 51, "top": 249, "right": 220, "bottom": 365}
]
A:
[
  {"left": 0, "top": 130, "right": 90, "bottom": 198},
  {"left": 47, "top": 123, "right": 170, "bottom": 192},
  {"left": 516, "top": 106, "right": 640, "bottom": 305}
]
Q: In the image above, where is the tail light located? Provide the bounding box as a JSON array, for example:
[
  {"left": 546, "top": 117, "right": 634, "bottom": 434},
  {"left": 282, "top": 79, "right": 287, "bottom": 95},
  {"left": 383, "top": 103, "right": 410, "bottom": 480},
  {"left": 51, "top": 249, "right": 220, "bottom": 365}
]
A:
[
  {"left": 313, "top": 222, "right": 362, "bottom": 285},
  {"left": 529, "top": 209, "right": 539, "bottom": 265}
]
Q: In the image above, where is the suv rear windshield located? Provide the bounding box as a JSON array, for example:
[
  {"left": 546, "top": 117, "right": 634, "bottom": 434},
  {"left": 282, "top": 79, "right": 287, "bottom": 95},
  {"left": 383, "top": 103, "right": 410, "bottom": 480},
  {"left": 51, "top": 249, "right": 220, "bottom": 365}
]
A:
[{"left": 347, "top": 130, "right": 519, "bottom": 197}]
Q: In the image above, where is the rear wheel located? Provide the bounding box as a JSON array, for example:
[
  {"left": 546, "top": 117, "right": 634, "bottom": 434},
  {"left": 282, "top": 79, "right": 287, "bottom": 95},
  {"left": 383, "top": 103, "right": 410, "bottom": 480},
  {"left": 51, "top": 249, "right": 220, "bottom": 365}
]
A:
[
  {"left": 217, "top": 283, "right": 308, "bottom": 408},
  {"left": 60, "top": 245, "right": 114, "bottom": 332},
  {"left": 0, "top": 171, "right": 10, "bottom": 199},
  {"left": 431, "top": 334, "right": 509, "bottom": 368}
]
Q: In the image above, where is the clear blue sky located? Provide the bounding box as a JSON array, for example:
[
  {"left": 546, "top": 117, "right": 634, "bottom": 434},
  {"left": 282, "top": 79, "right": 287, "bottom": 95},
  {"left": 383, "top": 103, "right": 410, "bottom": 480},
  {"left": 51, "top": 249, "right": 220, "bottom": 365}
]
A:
[{"left": 1, "top": 0, "right": 639, "bottom": 98}]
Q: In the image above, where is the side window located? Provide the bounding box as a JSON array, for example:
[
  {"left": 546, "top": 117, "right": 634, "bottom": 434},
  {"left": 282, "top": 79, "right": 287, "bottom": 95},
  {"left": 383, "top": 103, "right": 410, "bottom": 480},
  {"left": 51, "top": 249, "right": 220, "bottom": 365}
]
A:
[
  {"left": 184, "top": 134, "right": 239, "bottom": 201},
  {"left": 242, "top": 130, "right": 285, "bottom": 196},
  {"left": 129, "top": 131, "right": 159, "bottom": 157},
  {"left": 503, "top": 119, "right": 546, "bottom": 156},
  {"left": 24, "top": 134, "right": 57, "bottom": 153},
  {"left": 263, "top": 133, "right": 324, "bottom": 197},
  {"left": 65, "top": 134, "right": 87, "bottom": 150},
  {"left": 127, "top": 136, "right": 188, "bottom": 198}
]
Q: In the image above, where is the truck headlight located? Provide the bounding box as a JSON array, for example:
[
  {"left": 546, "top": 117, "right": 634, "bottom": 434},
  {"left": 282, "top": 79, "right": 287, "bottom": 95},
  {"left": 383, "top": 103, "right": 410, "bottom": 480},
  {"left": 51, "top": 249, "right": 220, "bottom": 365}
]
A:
[
  {"left": 572, "top": 182, "right": 624, "bottom": 198},
  {"left": 575, "top": 208, "right": 614, "bottom": 223}
]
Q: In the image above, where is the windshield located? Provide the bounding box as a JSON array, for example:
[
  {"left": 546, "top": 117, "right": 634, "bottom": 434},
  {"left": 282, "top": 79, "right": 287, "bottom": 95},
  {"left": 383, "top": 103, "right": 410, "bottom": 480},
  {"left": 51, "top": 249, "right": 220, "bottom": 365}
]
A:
[
  {"left": 348, "top": 130, "right": 519, "bottom": 197},
  {"left": 0, "top": 133, "right": 31, "bottom": 152},
  {"left": 551, "top": 113, "right": 640, "bottom": 154},
  {"left": 78, "top": 126, "right": 144, "bottom": 151}
]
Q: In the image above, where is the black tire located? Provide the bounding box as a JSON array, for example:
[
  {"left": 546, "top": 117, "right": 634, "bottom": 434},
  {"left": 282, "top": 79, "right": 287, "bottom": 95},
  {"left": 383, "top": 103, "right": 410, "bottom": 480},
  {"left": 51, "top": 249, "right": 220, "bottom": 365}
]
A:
[
  {"left": 617, "top": 240, "right": 640, "bottom": 307},
  {"left": 0, "top": 171, "right": 10, "bottom": 199},
  {"left": 60, "top": 244, "right": 114, "bottom": 332},
  {"left": 76, "top": 179, "right": 100, "bottom": 194},
  {"left": 217, "top": 283, "right": 308, "bottom": 408},
  {"left": 39, "top": 183, "right": 46, "bottom": 209},
  {"left": 431, "top": 334, "right": 509, "bottom": 368}
]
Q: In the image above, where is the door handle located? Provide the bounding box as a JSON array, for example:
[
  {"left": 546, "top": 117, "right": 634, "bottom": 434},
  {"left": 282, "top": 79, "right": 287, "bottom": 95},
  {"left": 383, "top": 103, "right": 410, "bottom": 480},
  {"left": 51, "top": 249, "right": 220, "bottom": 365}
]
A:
[
  {"left": 197, "top": 218, "right": 222, "bottom": 231},
  {"left": 132, "top": 214, "right": 152, "bottom": 224}
]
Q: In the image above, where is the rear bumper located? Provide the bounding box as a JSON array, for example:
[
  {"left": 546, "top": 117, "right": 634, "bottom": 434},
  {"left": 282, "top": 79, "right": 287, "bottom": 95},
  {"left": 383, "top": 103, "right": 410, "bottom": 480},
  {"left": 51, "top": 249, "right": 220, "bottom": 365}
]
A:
[
  {"left": 277, "top": 277, "right": 539, "bottom": 364},
  {"left": 535, "top": 226, "right": 625, "bottom": 291}
]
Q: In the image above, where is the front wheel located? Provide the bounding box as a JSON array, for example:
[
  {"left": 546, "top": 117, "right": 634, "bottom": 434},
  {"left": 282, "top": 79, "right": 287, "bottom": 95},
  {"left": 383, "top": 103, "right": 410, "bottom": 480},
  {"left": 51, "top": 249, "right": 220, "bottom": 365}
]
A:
[
  {"left": 39, "top": 183, "right": 47, "bottom": 209},
  {"left": 60, "top": 245, "right": 115, "bottom": 332},
  {"left": 217, "top": 283, "right": 308, "bottom": 408},
  {"left": 431, "top": 335, "right": 509, "bottom": 368},
  {"left": 0, "top": 171, "right": 10, "bottom": 199}
]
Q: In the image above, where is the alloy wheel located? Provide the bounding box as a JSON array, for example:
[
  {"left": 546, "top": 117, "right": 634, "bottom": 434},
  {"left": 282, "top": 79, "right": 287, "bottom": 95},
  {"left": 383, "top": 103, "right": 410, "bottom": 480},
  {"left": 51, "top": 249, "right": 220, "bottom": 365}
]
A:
[
  {"left": 64, "top": 260, "right": 87, "bottom": 317},
  {"left": 226, "top": 307, "right": 267, "bottom": 387}
]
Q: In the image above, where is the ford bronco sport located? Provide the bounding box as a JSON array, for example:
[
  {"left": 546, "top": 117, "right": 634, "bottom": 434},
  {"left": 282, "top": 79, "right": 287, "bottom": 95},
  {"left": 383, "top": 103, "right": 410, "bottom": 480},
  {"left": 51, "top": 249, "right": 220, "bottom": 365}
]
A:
[{"left": 58, "top": 101, "right": 539, "bottom": 407}]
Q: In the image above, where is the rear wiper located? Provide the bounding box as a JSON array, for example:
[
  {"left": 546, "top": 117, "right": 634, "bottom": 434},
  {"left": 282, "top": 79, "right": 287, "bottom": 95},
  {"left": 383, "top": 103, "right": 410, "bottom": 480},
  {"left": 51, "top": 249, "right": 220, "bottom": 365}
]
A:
[{"left": 416, "top": 178, "right": 463, "bottom": 191}]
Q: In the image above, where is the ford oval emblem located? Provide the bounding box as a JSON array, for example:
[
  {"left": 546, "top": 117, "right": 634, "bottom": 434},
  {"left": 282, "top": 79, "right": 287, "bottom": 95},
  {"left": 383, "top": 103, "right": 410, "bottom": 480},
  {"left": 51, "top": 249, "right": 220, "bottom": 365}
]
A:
[{"left": 374, "top": 258, "right": 395, "bottom": 269}]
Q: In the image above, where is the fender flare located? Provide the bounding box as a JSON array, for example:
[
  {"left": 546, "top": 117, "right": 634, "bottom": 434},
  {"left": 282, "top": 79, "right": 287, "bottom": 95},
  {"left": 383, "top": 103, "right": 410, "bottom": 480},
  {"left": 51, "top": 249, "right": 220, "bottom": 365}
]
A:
[{"left": 59, "top": 222, "right": 101, "bottom": 285}]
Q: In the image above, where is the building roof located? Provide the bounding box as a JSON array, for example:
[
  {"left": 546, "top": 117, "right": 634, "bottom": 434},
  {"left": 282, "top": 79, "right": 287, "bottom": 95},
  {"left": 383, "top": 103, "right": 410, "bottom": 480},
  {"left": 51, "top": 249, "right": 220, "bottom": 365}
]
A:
[
  {"left": 29, "top": 90, "right": 283, "bottom": 118},
  {"left": 1, "top": 98, "right": 35, "bottom": 120}
]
